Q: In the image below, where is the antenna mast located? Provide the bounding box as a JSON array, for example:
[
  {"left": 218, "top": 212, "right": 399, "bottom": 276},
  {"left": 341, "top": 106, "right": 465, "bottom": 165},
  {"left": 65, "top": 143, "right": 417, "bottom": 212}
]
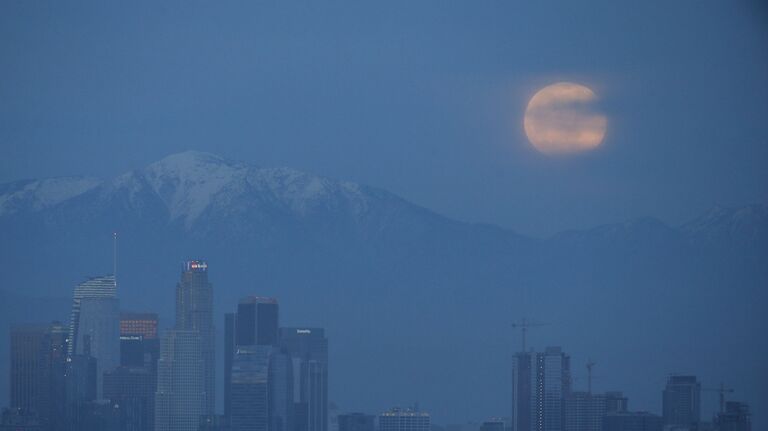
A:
[{"left": 113, "top": 232, "right": 118, "bottom": 287}]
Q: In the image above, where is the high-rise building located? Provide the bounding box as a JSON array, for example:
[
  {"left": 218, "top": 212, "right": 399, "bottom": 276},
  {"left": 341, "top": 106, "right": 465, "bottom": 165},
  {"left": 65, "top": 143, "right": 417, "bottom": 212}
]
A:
[
  {"left": 155, "top": 329, "right": 206, "bottom": 431},
  {"left": 230, "top": 345, "right": 272, "bottom": 431},
  {"left": 224, "top": 313, "right": 235, "bottom": 425},
  {"left": 662, "top": 375, "right": 700, "bottom": 430},
  {"left": 10, "top": 324, "right": 48, "bottom": 414},
  {"left": 714, "top": 402, "right": 751, "bottom": 431},
  {"left": 64, "top": 351, "right": 98, "bottom": 429},
  {"left": 175, "top": 260, "right": 216, "bottom": 415},
  {"left": 0, "top": 408, "right": 44, "bottom": 431},
  {"left": 337, "top": 413, "right": 374, "bottom": 431},
  {"left": 602, "top": 412, "right": 662, "bottom": 431},
  {"left": 564, "top": 392, "right": 606, "bottom": 431},
  {"left": 119, "top": 312, "right": 160, "bottom": 370},
  {"left": 10, "top": 322, "right": 69, "bottom": 430},
  {"left": 77, "top": 296, "right": 120, "bottom": 398},
  {"left": 103, "top": 366, "right": 155, "bottom": 431},
  {"left": 236, "top": 297, "right": 279, "bottom": 347},
  {"left": 378, "top": 408, "right": 430, "bottom": 431},
  {"left": 531, "top": 347, "right": 571, "bottom": 431},
  {"left": 604, "top": 392, "right": 627, "bottom": 414},
  {"left": 280, "top": 328, "right": 328, "bottom": 431},
  {"left": 511, "top": 352, "right": 533, "bottom": 431},
  {"left": 270, "top": 350, "right": 295, "bottom": 431},
  {"left": 68, "top": 275, "right": 117, "bottom": 356}
]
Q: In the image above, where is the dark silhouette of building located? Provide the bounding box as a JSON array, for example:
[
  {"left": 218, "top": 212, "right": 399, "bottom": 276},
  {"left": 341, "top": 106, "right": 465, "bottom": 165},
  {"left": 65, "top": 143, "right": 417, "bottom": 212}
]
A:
[
  {"left": 378, "top": 408, "right": 430, "bottom": 431},
  {"left": 119, "top": 312, "right": 159, "bottom": 370},
  {"left": 235, "top": 297, "right": 279, "bottom": 347},
  {"left": 564, "top": 392, "right": 606, "bottom": 431},
  {"left": 103, "top": 366, "right": 155, "bottom": 431},
  {"left": 511, "top": 352, "right": 533, "bottom": 431},
  {"left": 337, "top": 413, "right": 374, "bottom": 431},
  {"left": 176, "top": 260, "right": 216, "bottom": 415},
  {"left": 154, "top": 329, "right": 206, "bottom": 431},
  {"left": 603, "top": 411, "right": 662, "bottom": 431},
  {"left": 200, "top": 415, "right": 231, "bottom": 431},
  {"left": 224, "top": 313, "right": 235, "bottom": 426},
  {"left": 714, "top": 402, "right": 751, "bottom": 431},
  {"left": 662, "top": 375, "right": 700, "bottom": 430},
  {"left": 604, "top": 392, "right": 628, "bottom": 414},
  {"left": 0, "top": 408, "right": 44, "bottom": 431},
  {"left": 230, "top": 345, "right": 272, "bottom": 431},
  {"left": 280, "top": 328, "right": 328, "bottom": 431},
  {"left": 10, "top": 322, "right": 69, "bottom": 431}
]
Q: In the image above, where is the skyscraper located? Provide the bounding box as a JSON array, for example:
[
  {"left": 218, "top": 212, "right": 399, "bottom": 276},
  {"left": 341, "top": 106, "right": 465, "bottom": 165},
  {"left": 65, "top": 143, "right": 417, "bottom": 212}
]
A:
[
  {"left": 378, "top": 408, "right": 430, "bottom": 431},
  {"left": 236, "top": 297, "right": 279, "bottom": 347},
  {"left": 77, "top": 296, "right": 120, "bottom": 399},
  {"left": 230, "top": 345, "right": 272, "bottom": 431},
  {"left": 154, "top": 330, "right": 206, "bottom": 431},
  {"left": 511, "top": 352, "right": 533, "bottom": 431},
  {"left": 119, "top": 312, "right": 160, "bottom": 371},
  {"left": 714, "top": 401, "right": 751, "bottom": 431},
  {"left": 564, "top": 392, "right": 606, "bottom": 431},
  {"left": 68, "top": 275, "right": 117, "bottom": 356},
  {"left": 534, "top": 347, "right": 571, "bottom": 431},
  {"left": 10, "top": 321, "right": 69, "bottom": 430},
  {"left": 224, "top": 313, "right": 235, "bottom": 425},
  {"left": 662, "top": 375, "right": 700, "bottom": 430},
  {"left": 175, "top": 260, "right": 215, "bottom": 415},
  {"left": 280, "top": 328, "right": 328, "bottom": 431}
]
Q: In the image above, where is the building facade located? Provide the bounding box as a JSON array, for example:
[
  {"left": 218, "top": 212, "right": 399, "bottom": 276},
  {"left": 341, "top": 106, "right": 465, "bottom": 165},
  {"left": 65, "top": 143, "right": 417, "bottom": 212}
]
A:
[
  {"left": 175, "top": 260, "right": 216, "bottom": 416},
  {"left": 662, "top": 376, "right": 700, "bottom": 430}
]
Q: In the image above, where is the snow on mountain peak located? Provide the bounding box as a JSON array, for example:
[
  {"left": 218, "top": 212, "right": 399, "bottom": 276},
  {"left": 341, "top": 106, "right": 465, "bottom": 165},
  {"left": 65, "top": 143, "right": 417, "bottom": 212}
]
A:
[
  {"left": 142, "top": 151, "right": 250, "bottom": 225},
  {"left": 0, "top": 176, "right": 102, "bottom": 216}
]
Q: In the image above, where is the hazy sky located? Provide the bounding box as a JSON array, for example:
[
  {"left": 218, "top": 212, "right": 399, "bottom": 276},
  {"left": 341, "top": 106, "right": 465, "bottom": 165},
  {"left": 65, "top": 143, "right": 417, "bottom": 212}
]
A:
[{"left": 1, "top": 1, "right": 766, "bottom": 235}]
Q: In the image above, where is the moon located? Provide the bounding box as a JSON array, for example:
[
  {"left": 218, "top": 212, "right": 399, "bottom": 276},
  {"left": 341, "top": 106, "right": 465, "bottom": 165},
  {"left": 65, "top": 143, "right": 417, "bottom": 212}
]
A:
[{"left": 523, "top": 82, "right": 607, "bottom": 155}]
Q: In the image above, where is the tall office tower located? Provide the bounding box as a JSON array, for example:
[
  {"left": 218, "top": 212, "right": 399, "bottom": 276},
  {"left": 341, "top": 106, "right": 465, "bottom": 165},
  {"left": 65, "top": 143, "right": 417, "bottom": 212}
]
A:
[
  {"left": 662, "top": 375, "right": 701, "bottom": 430},
  {"left": 236, "top": 297, "right": 279, "bottom": 346},
  {"left": 511, "top": 352, "right": 533, "bottom": 431},
  {"left": 337, "top": 413, "right": 374, "bottom": 431},
  {"left": 224, "top": 313, "right": 235, "bottom": 425},
  {"left": 280, "top": 328, "right": 328, "bottom": 431},
  {"left": 77, "top": 296, "right": 120, "bottom": 398},
  {"left": 533, "top": 347, "right": 571, "bottom": 431},
  {"left": 175, "top": 260, "right": 216, "bottom": 415},
  {"left": 10, "top": 324, "right": 48, "bottom": 413},
  {"left": 230, "top": 345, "right": 273, "bottom": 431},
  {"left": 564, "top": 392, "right": 606, "bottom": 431},
  {"left": 155, "top": 330, "right": 206, "bottom": 431},
  {"left": 64, "top": 351, "right": 98, "bottom": 429},
  {"left": 9, "top": 322, "right": 69, "bottom": 429},
  {"left": 120, "top": 312, "right": 160, "bottom": 369},
  {"left": 103, "top": 366, "right": 156, "bottom": 431},
  {"left": 602, "top": 412, "right": 662, "bottom": 431},
  {"left": 714, "top": 402, "right": 751, "bottom": 431},
  {"left": 68, "top": 275, "right": 117, "bottom": 356},
  {"left": 604, "top": 392, "right": 628, "bottom": 414},
  {"left": 270, "top": 351, "right": 295, "bottom": 431},
  {"left": 378, "top": 408, "right": 431, "bottom": 431}
]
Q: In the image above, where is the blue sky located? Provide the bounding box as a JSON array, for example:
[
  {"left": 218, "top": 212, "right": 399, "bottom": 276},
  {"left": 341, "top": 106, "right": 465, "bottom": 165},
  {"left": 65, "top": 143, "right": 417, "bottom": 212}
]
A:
[{"left": 1, "top": 1, "right": 766, "bottom": 235}]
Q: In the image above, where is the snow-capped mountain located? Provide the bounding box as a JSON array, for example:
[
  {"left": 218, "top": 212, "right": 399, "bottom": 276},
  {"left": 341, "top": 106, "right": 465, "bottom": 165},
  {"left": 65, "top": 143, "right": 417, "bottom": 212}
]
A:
[{"left": 0, "top": 176, "right": 101, "bottom": 217}]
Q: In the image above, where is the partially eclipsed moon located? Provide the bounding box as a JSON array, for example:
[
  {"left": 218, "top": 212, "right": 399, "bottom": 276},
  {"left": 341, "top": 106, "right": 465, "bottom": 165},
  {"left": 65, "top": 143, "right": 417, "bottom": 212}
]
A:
[{"left": 524, "top": 82, "right": 607, "bottom": 155}]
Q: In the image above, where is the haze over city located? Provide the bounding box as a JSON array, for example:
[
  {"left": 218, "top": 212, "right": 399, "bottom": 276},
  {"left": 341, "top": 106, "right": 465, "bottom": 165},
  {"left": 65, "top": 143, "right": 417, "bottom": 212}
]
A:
[{"left": 0, "top": 2, "right": 765, "bottom": 431}]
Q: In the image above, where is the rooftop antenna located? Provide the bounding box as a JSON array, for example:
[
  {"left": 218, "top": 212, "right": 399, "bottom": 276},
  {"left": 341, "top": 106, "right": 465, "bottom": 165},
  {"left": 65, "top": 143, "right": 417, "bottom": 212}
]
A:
[
  {"left": 113, "top": 231, "right": 118, "bottom": 287},
  {"left": 511, "top": 318, "right": 549, "bottom": 352}
]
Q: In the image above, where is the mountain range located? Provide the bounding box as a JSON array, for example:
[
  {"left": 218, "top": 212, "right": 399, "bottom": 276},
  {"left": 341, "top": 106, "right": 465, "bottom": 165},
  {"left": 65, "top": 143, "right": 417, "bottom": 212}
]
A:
[{"left": 0, "top": 151, "right": 766, "bottom": 424}]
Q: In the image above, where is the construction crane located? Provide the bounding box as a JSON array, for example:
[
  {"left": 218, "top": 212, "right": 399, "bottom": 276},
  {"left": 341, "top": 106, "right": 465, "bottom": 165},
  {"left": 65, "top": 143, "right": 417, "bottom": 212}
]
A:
[
  {"left": 510, "top": 318, "right": 549, "bottom": 352},
  {"left": 704, "top": 382, "right": 734, "bottom": 413}
]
